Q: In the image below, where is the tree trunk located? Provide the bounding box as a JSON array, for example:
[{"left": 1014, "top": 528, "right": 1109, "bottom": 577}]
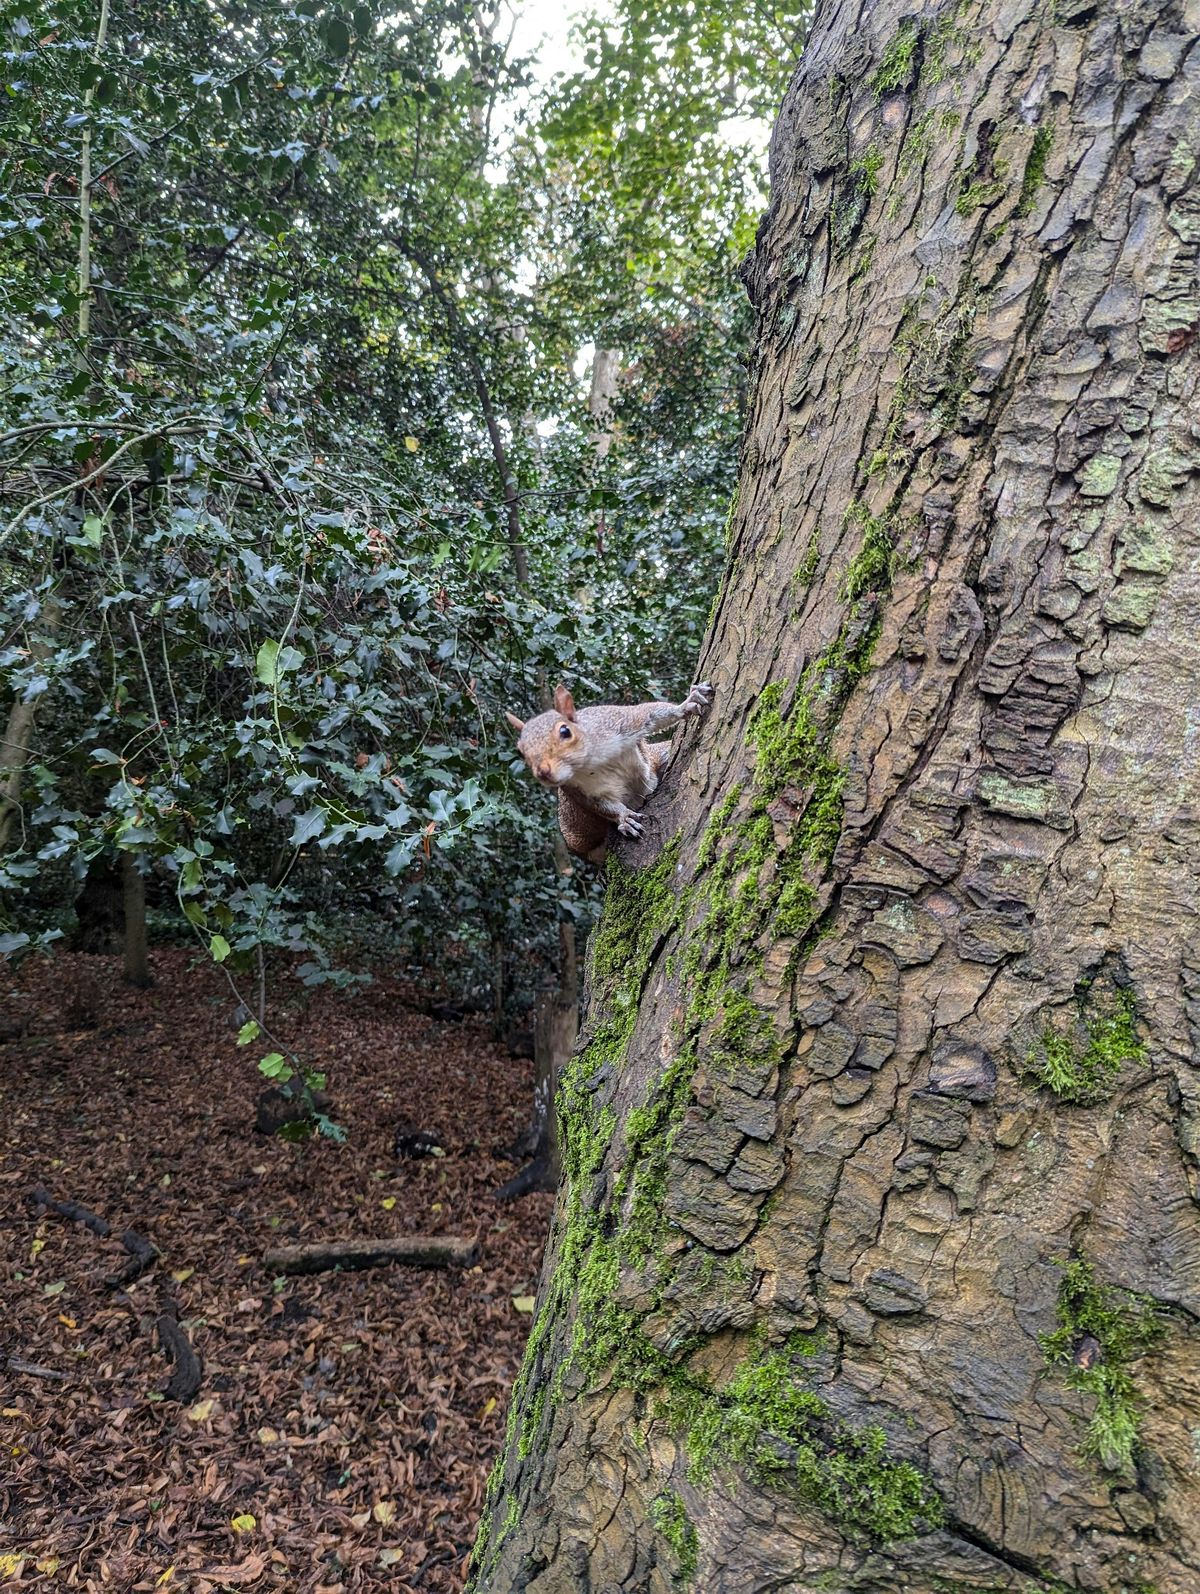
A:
[
  {"left": 0, "top": 601, "right": 61, "bottom": 856},
  {"left": 73, "top": 853, "right": 124, "bottom": 953},
  {"left": 122, "top": 852, "right": 152, "bottom": 987},
  {"left": 471, "top": 1, "right": 1200, "bottom": 1590},
  {"left": 588, "top": 347, "right": 621, "bottom": 462}
]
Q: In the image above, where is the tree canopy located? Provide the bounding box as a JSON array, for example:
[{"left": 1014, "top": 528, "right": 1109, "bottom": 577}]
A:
[{"left": 2, "top": 0, "right": 810, "bottom": 1074}]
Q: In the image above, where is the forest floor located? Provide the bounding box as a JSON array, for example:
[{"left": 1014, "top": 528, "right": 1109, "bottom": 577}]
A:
[{"left": 0, "top": 948, "right": 554, "bottom": 1593}]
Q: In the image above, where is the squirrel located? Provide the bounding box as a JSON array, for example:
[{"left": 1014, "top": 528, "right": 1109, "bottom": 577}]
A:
[{"left": 505, "top": 680, "right": 715, "bottom": 863}]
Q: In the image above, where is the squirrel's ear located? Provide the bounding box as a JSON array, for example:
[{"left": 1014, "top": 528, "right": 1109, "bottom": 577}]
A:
[
  {"left": 504, "top": 711, "right": 525, "bottom": 734},
  {"left": 554, "top": 683, "right": 576, "bottom": 720}
]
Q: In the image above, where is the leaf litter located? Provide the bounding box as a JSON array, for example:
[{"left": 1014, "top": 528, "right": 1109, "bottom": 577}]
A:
[{"left": 1, "top": 949, "right": 553, "bottom": 1591}]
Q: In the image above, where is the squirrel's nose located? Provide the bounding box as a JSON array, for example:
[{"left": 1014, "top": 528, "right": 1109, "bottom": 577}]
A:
[{"left": 536, "top": 764, "right": 552, "bottom": 781}]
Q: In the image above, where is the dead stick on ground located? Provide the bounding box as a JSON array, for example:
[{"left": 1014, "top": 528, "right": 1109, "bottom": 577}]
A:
[
  {"left": 105, "top": 1228, "right": 158, "bottom": 1288},
  {"left": 28, "top": 1186, "right": 111, "bottom": 1237},
  {"left": 7, "top": 1354, "right": 70, "bottom": 1382},
  {"left": 264, "top": 1236, "right": 479, "bottom": 1275},
  {"left": 157, "top": 1291, "right": 203, "bottom": 1402}
]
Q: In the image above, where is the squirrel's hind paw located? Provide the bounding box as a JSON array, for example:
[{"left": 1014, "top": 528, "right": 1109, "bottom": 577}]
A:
[
  {"left": 616, "top": 811, "right": 644, "bottom": 837},
  {"left": 683, "top": 681, "right": 715, "bottom": 716}
]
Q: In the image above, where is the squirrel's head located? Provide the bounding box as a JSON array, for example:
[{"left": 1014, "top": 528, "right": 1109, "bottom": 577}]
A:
[{"left": 505, "top": 683, "right": 584, "bottom": 788}]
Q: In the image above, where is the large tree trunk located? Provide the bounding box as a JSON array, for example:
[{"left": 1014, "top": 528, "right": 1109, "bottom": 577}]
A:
[{"left": 471, "top": 0, "right": 1200, "bottom": 1590}]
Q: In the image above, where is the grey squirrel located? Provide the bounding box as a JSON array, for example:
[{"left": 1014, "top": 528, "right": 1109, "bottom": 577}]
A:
[{"left": 505, "top": 680, "right": 715, "bottom": 863}]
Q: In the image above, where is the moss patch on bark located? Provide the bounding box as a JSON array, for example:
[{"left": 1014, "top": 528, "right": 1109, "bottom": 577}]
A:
[
  {"left": 1041, "top": 1258, "right": 1164, "bottom": 1471},
  {"left": 1024, "top": 983, "right": 1144, "bottom": 1105}
]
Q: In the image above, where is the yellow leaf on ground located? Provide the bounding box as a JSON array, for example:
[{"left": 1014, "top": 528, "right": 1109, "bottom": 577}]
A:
[
  {"left": 257, "top": 1427, "right": 278, "bottom": 1445},
  {"left": 0, "top": 1554, "right": 25, "bottom": 1577},
  {"left": 156, "top": 1569, "right": 175, "bottom": 1587},
  {"left": 231, "top": 1513, "right": 256, "bottom": 1533},
  {"left": 380, "top": 1197, "right": 396, "bottom": 1210},
  {"left": 403, "top": 435, "right": 419, "bottom": 452},
  {"left": 171, "top": 1267, "right": 194, "bottom": 1283},
  {"left": 188, "top": 1398, "right": 216, "bottom": 1421},
  {"left": 379, "top": 1548, "right": 405, "bottom": 1566},
  {"left": 511, "top": 1295, "right": 535, "bottom": 1314},
  {"left": 372, "top": 1499, "right": 396, "bottom": 1525},
  {"left": 30, "top": 1237, "right": 45, "bottom": 1260},
  {"left": 58, "top": 1314, "right": 77, "bottom": 1328},
  {"left": 480, "top": 1396, "right": 497, "bottom": 1418},
  {"left": 36, "top": 1558, "right": 60, "bottom": 1574}
]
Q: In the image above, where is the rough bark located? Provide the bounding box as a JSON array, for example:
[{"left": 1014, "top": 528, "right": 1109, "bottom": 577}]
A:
[{"left": 472, "top": 1, "right": 1200, "bottom": 1590}]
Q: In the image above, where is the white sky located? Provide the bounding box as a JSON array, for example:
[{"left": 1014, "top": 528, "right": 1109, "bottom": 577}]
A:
[{"left": 505, "top": 0, "right": 599, "bottom": 81}]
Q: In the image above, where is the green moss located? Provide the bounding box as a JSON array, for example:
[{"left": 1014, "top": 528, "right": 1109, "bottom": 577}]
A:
[
  {"left": 517, "top": 1384, "right": 545, "bottom": 1459},
  {"left": 1025, "top": 984, "right": 1144, "bottom": 1105},
  {"left": 955, "top": 178, "right": 1004, "bottom": 216},
  {"left": 650, "top": 1490, "right": 699, "bottom": 1585},
  {"left": 698, "top": 784, "right": 742, "bottom": 869},
  {"left": 722, "top": 485, "right": 739, "bottom": 550},
  {"left": 620, "top": 1046, "right": 697, "bottom": 1263},
  {"left": 840, "top": 501, "right": 895, "bottom": 601},
  {"left": 871, "top": 22, "right": 918, "bottom": 95},
  {"left": 660, "top": 1344, "right": 943, "bottom": 1541},
  {"left": 1017, "top": 124, "right": 1054, "bottom": 216},
  {"left": 794, "top": 528, "right": 820, "bottom": 589},
  {"left": 851, "top": 143, "right": 885, "bottom": 197},
  {"left": 1042, "top": 1259, "right": 1164, "bottom": 1471}
]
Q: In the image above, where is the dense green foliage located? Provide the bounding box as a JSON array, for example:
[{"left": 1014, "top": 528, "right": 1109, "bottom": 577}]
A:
[{"left": 1, "top": 0, "right": 809, "bottom": 1072}]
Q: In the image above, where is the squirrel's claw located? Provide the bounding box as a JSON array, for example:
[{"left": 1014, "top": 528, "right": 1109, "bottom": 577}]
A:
[
  {"left": 682, "top": 681, "right": 715, "bottom": 716},
  {"left": 617, "top": 811, "right": 644, "bottom": 837}
]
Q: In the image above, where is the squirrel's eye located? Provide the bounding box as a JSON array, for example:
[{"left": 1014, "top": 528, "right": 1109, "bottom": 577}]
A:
[{"left": 558, "top": 724, "right": 572, "bottom": 740}]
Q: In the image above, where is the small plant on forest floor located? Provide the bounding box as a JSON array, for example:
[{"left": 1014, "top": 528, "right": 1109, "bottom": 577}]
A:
[{"left": 1041, "top": 1258, "right": 1165, "bottom": 1471}]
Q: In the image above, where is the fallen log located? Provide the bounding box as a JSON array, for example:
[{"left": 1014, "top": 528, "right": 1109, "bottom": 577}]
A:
[{"left": 264, "top": 1235, "right": 479, "bottom": 1275}]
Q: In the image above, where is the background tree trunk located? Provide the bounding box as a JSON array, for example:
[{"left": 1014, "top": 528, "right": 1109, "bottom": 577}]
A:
[
  {"left": 472, "top": 0, "right": 1200, "bottom": 1590},
  {"left": 122, "top": 853, "right": 152, "bottom": 987},
  {"left": 72, "top": 854, "right": 124, "bottom": 953}
]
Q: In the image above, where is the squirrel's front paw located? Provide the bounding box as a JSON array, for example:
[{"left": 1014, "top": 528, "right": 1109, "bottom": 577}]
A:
[
  {"left": 682, "top": 681, "right": 715, "bottom": 717},
  {"left": 616, "top": 811, "right": 644, "bottom": 838}
]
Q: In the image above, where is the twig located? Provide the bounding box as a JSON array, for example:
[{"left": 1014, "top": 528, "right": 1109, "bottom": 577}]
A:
[{"left": 7, "top": 1355, "right": 69, "bottom": 1383}]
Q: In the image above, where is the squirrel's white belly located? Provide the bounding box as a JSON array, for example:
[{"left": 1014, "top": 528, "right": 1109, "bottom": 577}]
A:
[{"left": 570, "top": 743, "right": 657, "bottom": 810}]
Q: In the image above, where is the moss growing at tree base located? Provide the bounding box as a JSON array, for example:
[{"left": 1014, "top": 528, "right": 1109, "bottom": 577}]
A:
[{"left": 658, "top": 1339, "right": 943, "bottom": 1542}]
